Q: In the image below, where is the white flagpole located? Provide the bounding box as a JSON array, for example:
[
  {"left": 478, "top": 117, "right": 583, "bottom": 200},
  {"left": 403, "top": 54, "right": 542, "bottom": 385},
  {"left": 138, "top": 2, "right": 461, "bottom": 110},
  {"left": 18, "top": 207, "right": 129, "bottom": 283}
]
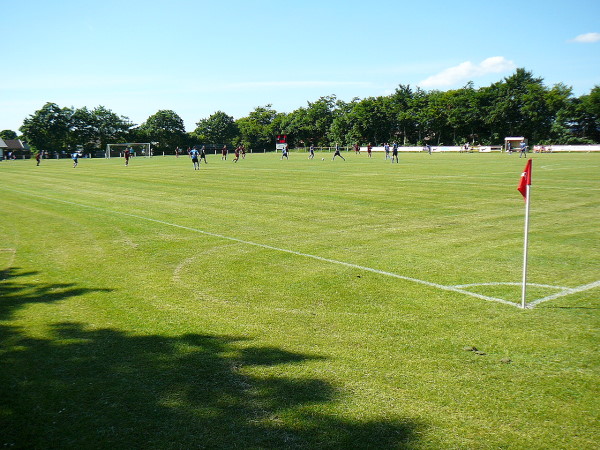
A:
[{"left": 521, "top": 183, "right": 531, "bottom": 309}]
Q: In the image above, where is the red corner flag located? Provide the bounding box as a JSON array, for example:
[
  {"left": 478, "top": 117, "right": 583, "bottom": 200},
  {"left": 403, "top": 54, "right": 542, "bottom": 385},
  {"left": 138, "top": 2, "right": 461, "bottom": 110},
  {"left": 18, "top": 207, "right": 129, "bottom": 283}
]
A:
[{"left": 517, "top": 159, "right": 532, "bottom": 200}]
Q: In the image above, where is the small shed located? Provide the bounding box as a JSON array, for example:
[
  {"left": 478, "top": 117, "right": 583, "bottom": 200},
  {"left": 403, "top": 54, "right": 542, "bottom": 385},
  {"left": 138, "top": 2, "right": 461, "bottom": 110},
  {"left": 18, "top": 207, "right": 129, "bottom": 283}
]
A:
[
  {"left": 504, "top": 137, "right": 527, "bottom": 152},
  {"left": 1, "top": 139, "right": 31, "bottom": 159}
]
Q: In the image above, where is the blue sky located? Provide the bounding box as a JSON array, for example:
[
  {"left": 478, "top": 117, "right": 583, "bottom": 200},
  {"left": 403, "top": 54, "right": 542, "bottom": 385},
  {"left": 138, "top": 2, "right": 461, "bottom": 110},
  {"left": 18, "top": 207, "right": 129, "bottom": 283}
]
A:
[{"left": 1, "top": 0, "right": 599, "bottom": 132}]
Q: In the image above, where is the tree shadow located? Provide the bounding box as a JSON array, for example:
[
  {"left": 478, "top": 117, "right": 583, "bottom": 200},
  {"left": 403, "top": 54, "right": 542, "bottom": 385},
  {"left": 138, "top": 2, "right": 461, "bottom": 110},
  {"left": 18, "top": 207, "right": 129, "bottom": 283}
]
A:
[
  {"left": 0, "top": 267, "right": 112, "bottom": 320},
  {"left": 0, "top": 322, "right": 424, "bottom": 448}
]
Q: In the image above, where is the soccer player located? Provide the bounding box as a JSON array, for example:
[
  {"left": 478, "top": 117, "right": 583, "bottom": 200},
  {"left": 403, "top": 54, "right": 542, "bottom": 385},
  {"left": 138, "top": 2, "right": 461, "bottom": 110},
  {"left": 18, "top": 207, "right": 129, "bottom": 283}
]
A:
[
  {"left": 354, "top": 143, "right": 360, "bottom": 154},
  {"left": 190, "top": 146, "right": 200, "bottom": 170},
  {"left": 221, "top": 145, "right": 228, "bottom": 160},
  {"left": 367, "top": 143, "right": 372, "bottom": 158},
  {"left": 384, "top": 143, "right": 390, "bottom": 160},
  {"left": 519, "top": 142, "right": 527, "bottom": 158},
  {"left": 308, "top": 144, "right": 315, "bottom": 159},
  {"left": 233, "top": 146, "right": 240, "bottom": 163},
  {"left": 281, "top": 144, "right": 289, "bottom": 160},
  {"left": 124, "top": 147, "right": 131, "bottom": 166},
  {"left": 241, "top": 145, "right": 246, "bottom": 159},
  {"left": 71, "top": 151, "right": 79, "bottom": 167},
  {"left": 391, "top": 143, "right": 399, "bottom": 163},
  {"left": 200, "top": 145, "right": 207, "bottom": 164},
  {"left": 332, "top": 145, "right": 346, "bottom": 161},
  {"left": 35, "top": 151, "right": 41, "bottom": 166}
]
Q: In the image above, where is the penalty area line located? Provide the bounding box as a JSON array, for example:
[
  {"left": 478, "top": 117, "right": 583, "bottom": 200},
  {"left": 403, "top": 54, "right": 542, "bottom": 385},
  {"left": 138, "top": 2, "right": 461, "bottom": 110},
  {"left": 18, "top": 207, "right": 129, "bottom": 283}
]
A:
[{"left": 1, "top": 187, "right": 521, "bottom": 308}]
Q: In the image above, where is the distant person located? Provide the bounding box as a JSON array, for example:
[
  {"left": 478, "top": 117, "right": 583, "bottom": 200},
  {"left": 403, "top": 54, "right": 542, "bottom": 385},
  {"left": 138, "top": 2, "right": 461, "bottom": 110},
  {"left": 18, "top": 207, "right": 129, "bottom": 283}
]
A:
[
  {"left": 309, "top": 144, "right": 315, "bottom": 159},
  {"left": 221, "top": 145, "right": 228, "bottom": 160},
  {"left": 190, "top": 146, "right": 200, "bottom": 170},
  {"left": 35, "top": 151, "right": 41, "bottom": 166},
  {"left": 175, "top": 147, "right": 180, "bottom": 158},
  {"left": 519, "top": 142, "right": 527, "bottom": 158},
  {"left": 332, "top": 145, "right": 346, "bottom": 161},
  {"left": 427, "top": 144, "right": 432, "bottom": 155},
  {"left": 124, "top": 147, "right": 131, "bottom": 166},
  {"left": 367, "top": 143, "right": 372, "bottom": 158},
  {"left": 233, "top": 146, "right": 240, "bottom": 163},
  {"left": 200, "top": 145, "right": 207, "bottom": 164},
  {"left": 71, "top": 151, "right": 79, "bottom": 168},
  {"left": 241, "top": 145, "right": 246, "bottom": 159},
  {"left": 281, "top": 144, "right": 289, "bottom": 160},
  {"left": 384, "top": 143, "right": 390, "bottom": 160},
  {"left": 354, "top": 143, "right": 360, "bottom": 154},
  {"left": 391, "top": 144, "right": 398, "bottom": 163}
]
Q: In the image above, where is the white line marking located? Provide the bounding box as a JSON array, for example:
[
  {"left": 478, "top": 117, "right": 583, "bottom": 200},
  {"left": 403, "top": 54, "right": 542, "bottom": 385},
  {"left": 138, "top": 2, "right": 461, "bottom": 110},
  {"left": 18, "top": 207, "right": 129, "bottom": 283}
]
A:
[
  {"left": 454, "top": 282, "right": 569, "bottom": 290},
  {"left": 3, "top": 187, "right": 599, "bottom": 309},
  {"left": 528, "top": 280, "right": 600, "bottom": 306}
]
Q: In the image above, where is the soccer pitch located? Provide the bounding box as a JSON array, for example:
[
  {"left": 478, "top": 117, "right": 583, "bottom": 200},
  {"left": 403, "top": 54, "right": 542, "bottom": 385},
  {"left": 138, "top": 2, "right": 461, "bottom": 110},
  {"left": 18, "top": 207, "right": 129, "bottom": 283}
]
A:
[{"left": 1, "top": 152, "right": 598, "bottom": 448}]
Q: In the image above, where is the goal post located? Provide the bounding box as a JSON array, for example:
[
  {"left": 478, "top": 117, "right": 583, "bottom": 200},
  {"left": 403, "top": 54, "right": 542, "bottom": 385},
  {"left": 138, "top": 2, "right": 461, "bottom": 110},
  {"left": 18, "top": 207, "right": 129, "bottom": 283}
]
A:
[{"left": 106, "top": 143, "right": 152, "bottom": 158}]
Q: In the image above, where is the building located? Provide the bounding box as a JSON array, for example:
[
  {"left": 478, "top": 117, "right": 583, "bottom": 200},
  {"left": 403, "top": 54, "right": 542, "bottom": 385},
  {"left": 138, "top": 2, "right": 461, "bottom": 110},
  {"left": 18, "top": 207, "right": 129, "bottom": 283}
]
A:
[{"left": 0, "top": 139, "right": 31, "bottom": 159}]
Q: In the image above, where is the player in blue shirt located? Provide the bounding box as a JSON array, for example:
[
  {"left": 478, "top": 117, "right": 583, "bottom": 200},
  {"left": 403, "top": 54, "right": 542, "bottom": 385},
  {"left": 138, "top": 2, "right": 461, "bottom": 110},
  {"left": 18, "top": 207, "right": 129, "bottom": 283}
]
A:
[{"left": 190, "top": 147, "right": 200, "bottom": 170}]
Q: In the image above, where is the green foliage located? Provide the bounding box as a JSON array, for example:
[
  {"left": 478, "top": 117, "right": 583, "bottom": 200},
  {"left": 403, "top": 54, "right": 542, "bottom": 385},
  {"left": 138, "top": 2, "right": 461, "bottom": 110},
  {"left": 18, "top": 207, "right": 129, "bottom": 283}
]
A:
[
  {"left": 0, "top": 130, "right": 17, "bottom": 140},
  {"left": 138, "top": 109, "right": 187, "bottom": 152},
  {"left": 20, "top": 102, "right": 71, "bottom": 151},
  {"left": 236, "top": 105, "right": 279, "bottom": 150},
  {"left": 19, "top": 103, "right": 132, "bottom": 153},
  {"left": 194, "top": 111, "right": 239, "bottom": 146}
]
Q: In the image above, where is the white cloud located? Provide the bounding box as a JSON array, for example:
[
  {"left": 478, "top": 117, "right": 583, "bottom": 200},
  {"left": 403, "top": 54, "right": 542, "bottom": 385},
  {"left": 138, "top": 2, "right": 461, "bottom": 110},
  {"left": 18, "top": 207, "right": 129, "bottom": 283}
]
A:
[
  {"left": 569, "top": 32, "right": 600, "bottom": 43},
  {"left": 418, "top": 56, "right": 516, "bottom": 89}
]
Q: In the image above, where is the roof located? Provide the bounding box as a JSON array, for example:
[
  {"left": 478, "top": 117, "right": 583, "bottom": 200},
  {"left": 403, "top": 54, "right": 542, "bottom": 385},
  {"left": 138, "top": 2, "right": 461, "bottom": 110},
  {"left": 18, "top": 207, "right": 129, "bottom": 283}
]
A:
[
  {"left": 2, "top": 139, "right": 30, "bottom": 150},
  {"left": 0, "top": 138, "right": 6, "bottom": 148}
]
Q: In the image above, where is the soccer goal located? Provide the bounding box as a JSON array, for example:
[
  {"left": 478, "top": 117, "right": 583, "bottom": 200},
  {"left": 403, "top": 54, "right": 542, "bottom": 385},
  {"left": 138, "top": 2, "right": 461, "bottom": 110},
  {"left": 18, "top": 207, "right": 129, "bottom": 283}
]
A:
[{"left": 105, "top": 143, "right": 152, "bottom": 158}]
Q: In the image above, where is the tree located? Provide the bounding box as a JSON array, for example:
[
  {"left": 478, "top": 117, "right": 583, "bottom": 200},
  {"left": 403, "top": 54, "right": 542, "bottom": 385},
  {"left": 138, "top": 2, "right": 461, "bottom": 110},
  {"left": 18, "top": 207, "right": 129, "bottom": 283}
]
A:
[
  {"left": 66, "top": 107, "right": 97, "bottom": 152},
  {"left": 327, "top": 98, "right": 360, "bottom": 145},
  {"left": 20, "top": 103, "right": 72, "bottom": 152},
  {"left": 576, "top": 85, "right": 600, "bottom": 142},
  {"left": 236, "top": 105, "right": 278, "bottom": 150},
  {"left": 482, "top": 69, "right": 552, "bottom": 143},
  {"left": 194, "top": 111, "right": 238, "bottom": 146},
  {"left": 287, "top": 96, "right": 338, "bottom": 146},
  {"left": 138, "top": 110, "right": 187, "bottom": 152},
  {"left": 0, "top": 130, "right": 18, "bottom": 140}
]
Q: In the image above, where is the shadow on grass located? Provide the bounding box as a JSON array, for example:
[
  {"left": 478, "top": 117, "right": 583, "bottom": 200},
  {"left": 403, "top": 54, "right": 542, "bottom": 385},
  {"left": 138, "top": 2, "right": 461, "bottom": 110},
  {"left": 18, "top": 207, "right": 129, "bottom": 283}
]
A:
[
  {"left": 0, "top": 267, "right": 112, "bottom": 320},
  {"left": 1, "top": 326, "right": 425, "bottom": 448}
]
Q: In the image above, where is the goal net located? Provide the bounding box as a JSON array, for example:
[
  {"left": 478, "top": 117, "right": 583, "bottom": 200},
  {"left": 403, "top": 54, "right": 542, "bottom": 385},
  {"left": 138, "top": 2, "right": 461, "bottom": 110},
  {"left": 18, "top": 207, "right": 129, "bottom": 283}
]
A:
[{"left": 105, "top": 143, "right": 152, "bottom": 158}]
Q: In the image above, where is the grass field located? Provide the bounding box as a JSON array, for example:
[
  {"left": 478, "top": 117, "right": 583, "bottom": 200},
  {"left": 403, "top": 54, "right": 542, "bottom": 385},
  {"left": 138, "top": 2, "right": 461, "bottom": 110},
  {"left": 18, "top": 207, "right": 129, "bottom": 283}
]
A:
[{"left": 1, "top": 151, "right": 599, "bottom": 448}]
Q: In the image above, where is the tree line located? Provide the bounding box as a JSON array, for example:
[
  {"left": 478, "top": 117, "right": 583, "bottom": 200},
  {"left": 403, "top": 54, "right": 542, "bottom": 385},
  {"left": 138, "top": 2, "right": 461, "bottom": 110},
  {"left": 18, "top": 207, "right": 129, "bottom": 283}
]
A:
[{"left": 5, "top": 68, "right": 599, "bottom": 154}]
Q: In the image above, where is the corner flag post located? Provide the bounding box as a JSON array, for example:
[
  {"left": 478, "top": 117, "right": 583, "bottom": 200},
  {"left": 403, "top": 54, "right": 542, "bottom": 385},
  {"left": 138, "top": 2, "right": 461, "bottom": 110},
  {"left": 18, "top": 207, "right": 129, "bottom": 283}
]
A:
[{"left": 518, "top": 159, "right": 532, "bottom": 308}]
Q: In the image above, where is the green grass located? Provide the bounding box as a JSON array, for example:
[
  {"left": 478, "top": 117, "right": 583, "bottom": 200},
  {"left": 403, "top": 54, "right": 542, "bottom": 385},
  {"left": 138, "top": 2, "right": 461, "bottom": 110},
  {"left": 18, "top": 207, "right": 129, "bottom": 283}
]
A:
[{"left": 1, "top": 152, "right": 599, "bottom": 448}]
